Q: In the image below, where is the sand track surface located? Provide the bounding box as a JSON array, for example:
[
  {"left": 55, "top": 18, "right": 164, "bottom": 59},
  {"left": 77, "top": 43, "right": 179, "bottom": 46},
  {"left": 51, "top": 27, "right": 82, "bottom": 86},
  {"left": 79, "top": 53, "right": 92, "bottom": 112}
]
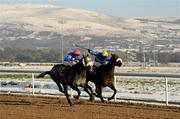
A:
[{"left": 0, "top": 94, "right": 179, "bottom": 119}]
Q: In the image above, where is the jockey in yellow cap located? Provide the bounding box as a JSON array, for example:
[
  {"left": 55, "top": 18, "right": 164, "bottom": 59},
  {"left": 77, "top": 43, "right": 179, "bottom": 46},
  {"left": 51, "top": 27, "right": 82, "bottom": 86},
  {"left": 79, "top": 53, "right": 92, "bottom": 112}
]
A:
[{"left": 88, "top": 49, "right": 110, "bottom": 67}]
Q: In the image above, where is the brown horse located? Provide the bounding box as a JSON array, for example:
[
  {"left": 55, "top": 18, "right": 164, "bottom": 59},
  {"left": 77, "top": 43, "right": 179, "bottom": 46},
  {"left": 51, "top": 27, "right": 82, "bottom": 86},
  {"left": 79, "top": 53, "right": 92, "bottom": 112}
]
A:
[
  {"left": 37, "top": 55, "right": 94, "bottom": 106},
  {"left": 87, "top": 54, "right": 122, "bottom": 102}
]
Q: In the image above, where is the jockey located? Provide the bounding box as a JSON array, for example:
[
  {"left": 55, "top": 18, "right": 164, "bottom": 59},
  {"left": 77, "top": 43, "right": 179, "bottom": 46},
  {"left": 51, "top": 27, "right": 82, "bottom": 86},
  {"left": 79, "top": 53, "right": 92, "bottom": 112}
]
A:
[
  {"left": 88, "top": 49, "right": 110, "bottom": 67},
  {"left": 64, "top": 49, "right": 82, "bottom": 66}
]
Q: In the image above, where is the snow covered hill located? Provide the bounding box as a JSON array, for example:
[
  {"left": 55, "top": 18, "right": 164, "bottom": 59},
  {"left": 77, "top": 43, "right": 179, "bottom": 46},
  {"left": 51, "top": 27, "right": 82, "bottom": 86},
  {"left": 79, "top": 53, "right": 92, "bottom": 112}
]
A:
[{"left": 0, "top": 4, "right": 179, "bottom": 49}]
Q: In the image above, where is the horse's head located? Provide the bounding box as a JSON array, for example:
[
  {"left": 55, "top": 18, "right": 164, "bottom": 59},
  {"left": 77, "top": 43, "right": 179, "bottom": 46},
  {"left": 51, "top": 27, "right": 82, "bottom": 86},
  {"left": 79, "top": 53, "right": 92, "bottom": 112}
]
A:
[
  {"left": 111, "top": 54, "right": 123, "bottom": 67},
  {"left": 82, "top": 54, "right": 94, "bottom": 71}
]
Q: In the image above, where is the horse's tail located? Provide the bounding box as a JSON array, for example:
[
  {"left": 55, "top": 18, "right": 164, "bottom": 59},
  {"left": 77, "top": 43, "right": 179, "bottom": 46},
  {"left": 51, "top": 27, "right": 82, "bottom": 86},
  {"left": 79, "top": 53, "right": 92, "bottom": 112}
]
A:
[{"left": 36, "top": 71, "right": 50, "bottom": 78}]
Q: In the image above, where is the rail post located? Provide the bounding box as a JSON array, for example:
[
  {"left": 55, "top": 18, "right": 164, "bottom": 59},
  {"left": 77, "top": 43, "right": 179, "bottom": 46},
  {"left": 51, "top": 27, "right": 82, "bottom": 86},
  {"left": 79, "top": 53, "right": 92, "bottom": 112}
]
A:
[
  {"left": 165, "top": 77, "right": 168, "bottom": 105},
  {"left": 114, "top": 76, "right": 117, "bottom": 101},
  {"left": 70, "top": 88, "right": 73, "bottom": 98},
  {"left": 32, "top": 73, "right": 35, "bottom": 95}
]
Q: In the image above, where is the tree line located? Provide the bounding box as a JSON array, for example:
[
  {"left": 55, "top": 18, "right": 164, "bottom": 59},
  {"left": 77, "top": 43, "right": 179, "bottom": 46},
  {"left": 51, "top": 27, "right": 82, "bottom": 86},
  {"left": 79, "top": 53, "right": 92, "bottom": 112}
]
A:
[
  {"left": 0, "top": 48, "right": 180, "bottom": 64},
  {"left": 0, "top": 48, "right": 62, "bottom": 63}
]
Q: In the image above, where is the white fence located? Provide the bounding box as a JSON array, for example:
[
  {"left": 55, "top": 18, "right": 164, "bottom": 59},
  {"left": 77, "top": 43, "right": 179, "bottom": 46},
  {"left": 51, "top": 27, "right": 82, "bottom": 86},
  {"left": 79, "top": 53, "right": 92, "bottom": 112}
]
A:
[{"left": 0, "top": 69, "right": 180, "bottom": 106}]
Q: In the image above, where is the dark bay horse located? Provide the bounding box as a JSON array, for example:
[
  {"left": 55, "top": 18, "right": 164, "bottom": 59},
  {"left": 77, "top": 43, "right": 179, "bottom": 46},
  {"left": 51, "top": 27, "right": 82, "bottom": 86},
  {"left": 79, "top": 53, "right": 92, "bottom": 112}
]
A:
[
  {"left": 87, "top": 54, "right": 122, "bottom": 102},
  {"left": 37, "top": 55, "right": 94, "bottom": 106}
]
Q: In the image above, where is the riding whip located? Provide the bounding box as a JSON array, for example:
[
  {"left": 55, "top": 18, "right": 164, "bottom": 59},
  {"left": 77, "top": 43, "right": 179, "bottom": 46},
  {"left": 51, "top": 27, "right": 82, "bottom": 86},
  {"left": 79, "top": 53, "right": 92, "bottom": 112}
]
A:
[{"left": 74, "top": 44, "right": 89, "bottom": 51}]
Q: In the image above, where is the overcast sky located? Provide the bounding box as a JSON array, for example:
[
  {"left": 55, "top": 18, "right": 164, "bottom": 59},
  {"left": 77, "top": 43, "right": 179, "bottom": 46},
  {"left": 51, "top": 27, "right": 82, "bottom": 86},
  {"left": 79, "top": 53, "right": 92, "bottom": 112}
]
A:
[{"left": 1, "top": 0, "right": 179, "bottom": 17}]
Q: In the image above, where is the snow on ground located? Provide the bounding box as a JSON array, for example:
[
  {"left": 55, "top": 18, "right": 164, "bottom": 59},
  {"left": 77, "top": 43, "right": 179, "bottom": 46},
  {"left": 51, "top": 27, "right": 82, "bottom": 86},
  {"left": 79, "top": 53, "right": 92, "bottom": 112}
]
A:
[
  {"left": 0, "top": 65, "right": 180, "bottom": 105},
  {"left": 0, "top": 77, "right": 180, "bottom": 104},
  {"left": 1, "top": 65, "right": 180, "bottom": 73}
]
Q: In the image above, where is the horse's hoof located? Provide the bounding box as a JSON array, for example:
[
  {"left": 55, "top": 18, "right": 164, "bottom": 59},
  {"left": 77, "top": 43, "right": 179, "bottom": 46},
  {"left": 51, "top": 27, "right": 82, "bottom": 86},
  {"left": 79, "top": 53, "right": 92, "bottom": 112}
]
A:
[
  {"left": 68, "top": 102, "right": 73, "bottom": 106},
  {"left": 90, "top": 96, "right": 94, "bottom": 101},
  {"left": 101, "top": 100, "right": 105, "bottom": 102},
  {"left": 108, "top": 98, "right": 112, "bottom": 101},
  {"left": 73, "top": 96, "right": 79, "bottom": 100},
  {"left": 93, "top": 93, "right": 98, "bottom": 97}
]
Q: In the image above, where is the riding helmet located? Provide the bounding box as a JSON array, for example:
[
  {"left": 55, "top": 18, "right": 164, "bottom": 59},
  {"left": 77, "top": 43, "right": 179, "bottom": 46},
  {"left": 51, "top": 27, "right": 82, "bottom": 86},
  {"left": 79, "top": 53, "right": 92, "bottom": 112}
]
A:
[
  {"left": 102, "top": 50, "right": 108, "bottom": 56},
  {"left": 73, "top": 49, "right": 81, "bottom": 55}
]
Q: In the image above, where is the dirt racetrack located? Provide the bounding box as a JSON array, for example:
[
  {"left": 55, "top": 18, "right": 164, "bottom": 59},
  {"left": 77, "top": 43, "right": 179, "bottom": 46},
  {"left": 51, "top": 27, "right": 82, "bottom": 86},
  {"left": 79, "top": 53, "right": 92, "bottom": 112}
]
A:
[{"left": 0, "top": 94, "right": 180, "bottom": 119}]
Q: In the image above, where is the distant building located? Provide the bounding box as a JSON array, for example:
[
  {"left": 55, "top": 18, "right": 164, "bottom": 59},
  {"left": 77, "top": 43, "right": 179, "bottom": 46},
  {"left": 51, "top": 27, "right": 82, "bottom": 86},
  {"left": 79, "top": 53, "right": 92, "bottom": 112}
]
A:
[
  {"left": 173, "top": 48, "right": 180, "bottom": 53},
  {"left": 36, "top": 47, "right": 49, "bottom": 50}
]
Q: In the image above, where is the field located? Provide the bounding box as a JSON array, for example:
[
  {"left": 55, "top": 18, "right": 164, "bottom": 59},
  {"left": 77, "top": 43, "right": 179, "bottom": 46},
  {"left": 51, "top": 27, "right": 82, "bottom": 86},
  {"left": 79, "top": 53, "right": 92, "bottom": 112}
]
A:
[
  {"left": 0, "top": 65, "right": 180, "bottom": 118},
  {"left": 1, "top": 65, "right": 180, "bottom": 104},
  {"left": 0, "top": 94, "right": 180, "bottom": 119}
]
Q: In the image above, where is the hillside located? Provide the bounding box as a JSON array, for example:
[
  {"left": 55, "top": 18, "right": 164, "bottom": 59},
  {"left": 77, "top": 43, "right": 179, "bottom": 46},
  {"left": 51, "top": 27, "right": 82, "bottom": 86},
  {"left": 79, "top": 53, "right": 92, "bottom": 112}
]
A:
[{"left": 0, "top": 4, "right": 180, "bottom": 50}]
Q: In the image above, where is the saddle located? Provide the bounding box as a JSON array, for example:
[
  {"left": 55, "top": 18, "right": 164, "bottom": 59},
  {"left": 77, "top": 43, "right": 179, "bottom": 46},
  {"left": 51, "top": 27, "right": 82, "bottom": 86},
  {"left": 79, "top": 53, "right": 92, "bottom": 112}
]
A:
[
  {"left": 60, "top": 63, "right": 82, "bottom": 76},
  {"left": 59, "top": 65, "right": 71, "bottom": 76}
]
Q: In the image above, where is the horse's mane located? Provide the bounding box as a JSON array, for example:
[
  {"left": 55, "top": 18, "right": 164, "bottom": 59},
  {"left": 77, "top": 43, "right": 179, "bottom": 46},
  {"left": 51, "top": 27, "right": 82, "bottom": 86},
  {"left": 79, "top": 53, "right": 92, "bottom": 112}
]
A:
[
  {"left": 98, "top": 54, "right": 116, "bottom": 70},
  {"left": 71, "top": 57, "right": 86, "bottom": 73}
]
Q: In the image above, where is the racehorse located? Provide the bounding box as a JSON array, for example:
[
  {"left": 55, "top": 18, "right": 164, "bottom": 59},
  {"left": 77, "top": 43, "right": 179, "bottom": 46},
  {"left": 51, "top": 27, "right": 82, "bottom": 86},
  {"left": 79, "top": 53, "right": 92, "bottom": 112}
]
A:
[
  {"left": 37, "top": 54, "right": 94, "bottom": 106},
  {"left": 86, "top": 54, "right": 122, "bottom": 102}
]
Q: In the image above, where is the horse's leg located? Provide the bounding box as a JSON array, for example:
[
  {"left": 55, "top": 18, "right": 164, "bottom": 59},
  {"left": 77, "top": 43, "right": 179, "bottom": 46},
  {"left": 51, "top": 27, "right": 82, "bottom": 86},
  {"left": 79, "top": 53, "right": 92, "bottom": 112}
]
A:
[
  {"left": 62, "top": 84, "right": 72, "bottom": 106},
  {"left": 95, "top": 84, "right": 104, "bottom": 102},
  {"left": 107, "top": 84, "right": 117, "bottom": 101},
  {"left": 70, "top": 85, "right": 81, "bottom": 100},
  {"left": 84, "top": 84, "right": 94, "bottom": 101},
  {"left": 54, "top": 81, "right": 64, "bottom": 93},
  {"left": 55, "top": 82, "right": 72, "bottom": 106},
  {"left": 87, "top": 84, "right": 95, "bottom": 100},
  {"left": 92, "top": 85, "right": 98, "bottom": 97}
]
